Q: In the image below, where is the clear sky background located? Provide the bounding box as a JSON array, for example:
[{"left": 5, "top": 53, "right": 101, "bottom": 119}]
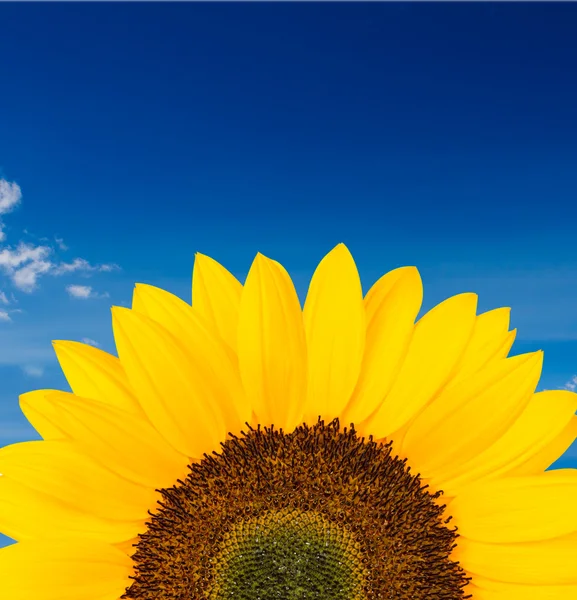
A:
[{"left": 1, "top": 3, "right": 576, "bottom": 547}]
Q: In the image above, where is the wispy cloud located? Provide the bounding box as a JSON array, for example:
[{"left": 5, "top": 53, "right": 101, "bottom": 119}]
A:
[
  {"left": 81, "top": 337, "right": 99, "bottom": 347},
  {"left": 0, "top": 180, "right": 22, "bottom": 242},
  {"left": 53, "top": 258, "right": 119, "bottom": 276},
  {"left": 54, "top": 236, "right": 68, "bottom": 251},
  {"left": 563, "top": 375, "right": 577, "bottom": 392},
  {"left": 0, "top": 242, "right": 118, "bottom": 292},
  {"left": 0, "top": 291, "right": 9, "bottom": 305},
  {"left": 66, "top": 284, "right": 109, "bottom": 299},
  {"left": 0, "top": 307, "right": 22, "bottom": 324},
  {"left": 0, "top": 178, "right": 119, "bottom": 294},
  {"left": 66, "top": 284, "right": 92, "bottom": 299},
  {"left": 21, "top": 365, "right": 44, "bottom": 378},
  {"left": 0, "top": 305, "right": 21, "bottom": 323},
  {"left": 0, "top": 316, "right": 107, "bottom": 367}
]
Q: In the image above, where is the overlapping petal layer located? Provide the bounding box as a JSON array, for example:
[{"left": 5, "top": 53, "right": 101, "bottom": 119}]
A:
[
  {"left": 0, "top": 441, "right": 151, "bottom": 543},
  {"left": 0, "top": 540, "right": 133, "bottom": 600}
]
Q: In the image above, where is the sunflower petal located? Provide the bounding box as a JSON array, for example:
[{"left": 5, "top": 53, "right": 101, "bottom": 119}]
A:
[
  {"left": 192, "top": 252, "right": 243, "bottom": 352},
  {"left": 0, "top": 440, "right": 150, "bottom": 544},
  {"left": 454, "top": 530, "right": 577, "bottom": 585},
  {"left": 400, "top": 351, "right": 543, "bottom": 477},
  {"left": 52, "top": 341, "right": 141, "bottom": 414},
  {"left": 449, "top": 470, "right": 577, "bottom": 543},
  {"left": 0, "top": 539, "right": 132, "bottom": 600},
  {"left": 0, "top": 441, "right": 156, "bottom": 522},
  {"left": 343, "top": 266, "right": 422, "bottom": 425},
  {"left": 237, "top": 253, "right": 307, "bottom": 431},
  {"left": 112, "top": 307, "right": 226, "bottom": 458},
  {"left": 438, "top": 390, "right": 577, "bottom": 493},
  {"left": 0, "top": 477, "right": 144, "bottom": 544},
  {"left": 512, "top": 417, "right": 577, "bottom": 475},
  {"left": 131, "top": 284, "right": 250, "bottom": 432},
  {"left": 19, "top": 389, "right": 68, "bottom": 440},
  {"left": 45, "top": 391, "right": 190, "bottom": 489},
  {"left": 114, "top": 537, "right": 139, "bottom": 558},
  {"left": 366, "top": 293, "right": 478, "bottom": 438},
  {"left": 303, "top": 244, "right": 365, "bottom": 422},
  {"left": 470, "top": 575, "right": 577, "bottom": 600},
  {"left": 447, "top": 308, "right": 515, "bottom": 387}
]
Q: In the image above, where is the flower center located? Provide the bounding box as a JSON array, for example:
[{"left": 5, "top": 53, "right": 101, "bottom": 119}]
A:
[
  {"left": 209, "top": 508, "right": 365, "bottom": 600},
  {"left": 123, "top": 419, "right": 471, "bottom": 599}
]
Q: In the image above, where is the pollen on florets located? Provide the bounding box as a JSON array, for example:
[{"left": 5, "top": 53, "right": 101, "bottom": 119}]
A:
[{"left": 123, "top": 418, "right": 471, "bottom": 600}]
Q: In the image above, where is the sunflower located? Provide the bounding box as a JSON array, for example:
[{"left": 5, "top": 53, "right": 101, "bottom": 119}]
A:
[{"left": 1, "top": 244, "right": 576, "bottom": 600}]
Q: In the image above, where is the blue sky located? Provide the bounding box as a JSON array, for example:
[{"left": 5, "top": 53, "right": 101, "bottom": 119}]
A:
[{"left": 1, "top": 3, "right": 577, "bottom": 547}]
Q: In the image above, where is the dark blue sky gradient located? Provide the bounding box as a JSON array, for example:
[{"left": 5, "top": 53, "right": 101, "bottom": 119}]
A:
[
  {"left": 1, "top": 3, "right": 576, "bottom": 271},
  {"left": 1, "top": 2, "right": 577, "bottom": 547}
]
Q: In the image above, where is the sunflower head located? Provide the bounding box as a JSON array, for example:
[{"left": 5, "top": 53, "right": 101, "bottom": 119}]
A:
[{"left": 125, "top": 418, "right": 470, "bottom": 599}]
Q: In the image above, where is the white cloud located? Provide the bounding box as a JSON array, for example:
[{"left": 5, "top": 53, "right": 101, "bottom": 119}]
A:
[
  {"left": 0, "top": 307, "right": 23, "bottom": 323},
  {"left": 0, "top": 291, "right": 8, "bottom": 305},
  {"left": 0, "top": 179, "right": 119, "bottom": 293},
  {"left": 0, "top": 243, "right": 118, "bottom": 292},
  {"left": 0, "top": 181, "right": 22, "bottom": 213},
  {"left": 54, "top": 236, "right": 68, "bottom": 251},
  {"left": 0, "top": 180, "right": 22, "bottom": 242},
  {"left": 66, "top": 284, "right": 109, "bottom": 299},
  {"left": 0, "top": 243, "right": 51, "bottom": 292},
  {"left": 53, "top": 258, "right": 119, "bottom": 276},
  {"left": 81, "top": 337, "right": 99, "bottom": 347},
  {"left": 0, "top": 241, "right": 51, "bottom": 269},
  {"left": 22, "top": 365, "right": 44, "bottom": 378},
  {"left": 563, "top": 375, "right": 577, "bottom": 392},
  {"left": 0, "top": 316, "right": 105, "bottom": 367},
  {"left": 66, "top": 284, "right": 92, "bottom": 298},
  {"left": 97, "top": 264, "right": 118, "bottom": 273}
]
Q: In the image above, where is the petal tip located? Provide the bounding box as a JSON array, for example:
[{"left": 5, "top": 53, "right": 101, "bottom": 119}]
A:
[{"left": 111, "top": 306, "right": 133, "bottom": 324}]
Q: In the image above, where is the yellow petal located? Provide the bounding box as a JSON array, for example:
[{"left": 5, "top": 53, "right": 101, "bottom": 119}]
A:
[
  {"left": 0, "top": 539, "right": 132, "bottom": 600},
  {"left": 400, "top": 351, "right": 543, "bottom": 478},
  {"left": 469, "top": 575, "right": 577, "bottom": 600},
  {"left": 365, "top": 293, "right": 478, "bottom": 438},
  {"left": 0, "top": 476, "right": 144, "bottom": 544},
  {"left": 438, "top": 390, "right": 577, "bottom": 494},
  {"left": 52, "top": 341, "right": 141, "bottom": 414},
  {"left": 454, "top": 530, "right": 577, "bottom": 585},
  {"left": 303, "top": 244, "right": 365, "bottom": 422},
  {"left": 45, "top": 391, "right": 190, "bottom": 489},
  {"left": 449, "top": 470, "right": 577, "bottom": 543},
  {"left": 237, "top": 253, "right": 307, "bottom": 431},
  {"left": 382, "top": 323, "right": 515, "bottom": 454},
  {"left": 0, "top": 441, "right": 151, "bottom": 544},
  {"left": 512, "top": 417, "right": 577, "bottom": 475},
  {"left": 19, "top": 389, "right": 68, "bottom": 440},
  {"left": 0, "top": 441, "right": 156, "bottom": 522},
  {"left": 131, "top": 284, "right": 250, "bottom": 432},
  {"left": 343, "top": 266, "right": 422, "bottom": 426},
  {"left": 447, "top": 307, "right": 515, "bottom": 387},
  {"left": 192, "top": 252, "right": 242, "bottom": 352},
  {"left": 112, "top": 307, "right": 226, "bottom": 458},
  {"left": 114, "top": 537, "right": 139, "bottom": 558}
]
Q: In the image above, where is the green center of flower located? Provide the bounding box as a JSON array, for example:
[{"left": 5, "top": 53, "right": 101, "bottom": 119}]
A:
[
  {"left": 122, "top": 419, "right": 471, "bottom": 600},
  {"left": 209, "top": 508, "right": 365, "bottom": 600}
]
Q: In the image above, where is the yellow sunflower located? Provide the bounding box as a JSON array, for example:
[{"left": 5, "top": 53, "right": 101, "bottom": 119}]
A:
[{"left": 1, "top": 243, "right": 577, "bottom": 600}]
